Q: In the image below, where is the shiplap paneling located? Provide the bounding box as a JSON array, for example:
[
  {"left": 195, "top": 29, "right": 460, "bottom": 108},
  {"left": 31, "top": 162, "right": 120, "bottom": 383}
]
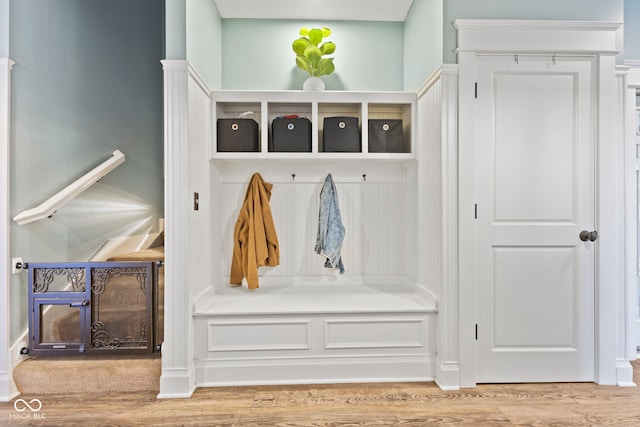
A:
[
  {"left": 187, "top": 69, "right": 213, "bottom": 300},
  {"left": 419, "top": 76, "right": 443, "bottom": 296},
  {"left": 218, "top": 177, "right": 405, "bottom": 281}
]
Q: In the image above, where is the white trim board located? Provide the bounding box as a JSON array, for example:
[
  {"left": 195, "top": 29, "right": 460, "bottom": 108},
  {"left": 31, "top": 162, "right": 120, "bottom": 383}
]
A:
[
  {"left": 454, "top": 20, "right": 623, "bottom": 55},
  {"left": 0, "top": 57, "right": 16, "bottom": 402}
]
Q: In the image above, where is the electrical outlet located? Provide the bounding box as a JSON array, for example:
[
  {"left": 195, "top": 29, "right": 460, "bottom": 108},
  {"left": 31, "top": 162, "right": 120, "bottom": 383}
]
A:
[{"left": 11, "top": 257, "right": 24, "bottom": 274}]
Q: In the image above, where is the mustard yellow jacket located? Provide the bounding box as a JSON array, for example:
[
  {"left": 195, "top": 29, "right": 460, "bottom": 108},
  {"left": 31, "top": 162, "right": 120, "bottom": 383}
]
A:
[{"left": 230, "top": 173, "right": 279, "bottom": 289}]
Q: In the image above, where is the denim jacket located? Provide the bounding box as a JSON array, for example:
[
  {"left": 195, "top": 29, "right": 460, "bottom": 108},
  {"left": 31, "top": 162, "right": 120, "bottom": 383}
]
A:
[{"left": 315, "top": 173, "right": 345, "bottom": 274}]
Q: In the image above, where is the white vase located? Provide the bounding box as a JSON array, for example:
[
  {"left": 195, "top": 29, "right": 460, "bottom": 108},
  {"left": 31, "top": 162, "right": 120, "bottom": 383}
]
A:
[{"left": 303, "top": 76, "right": 325, "bottom": 91}]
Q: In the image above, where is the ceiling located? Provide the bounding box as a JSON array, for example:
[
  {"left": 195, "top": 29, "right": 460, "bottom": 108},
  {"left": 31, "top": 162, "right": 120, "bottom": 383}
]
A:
[{"left": 213, "top": 0, "right": 415, "bottom": 22}]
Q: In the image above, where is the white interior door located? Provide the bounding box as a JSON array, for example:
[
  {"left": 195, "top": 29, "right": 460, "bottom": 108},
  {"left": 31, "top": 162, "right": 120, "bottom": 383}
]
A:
[{"left": 475, "top": 55, "right": 596, "bottom": 382}]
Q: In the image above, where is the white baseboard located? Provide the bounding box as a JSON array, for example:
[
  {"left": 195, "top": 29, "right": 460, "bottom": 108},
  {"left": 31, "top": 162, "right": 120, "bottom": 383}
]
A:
[
  {"left": 616, "top": 360, "right": 637, "bottom": 388},
  {"left": 0, "top": 372, "right": 19, "bottom": 402},
  {"left": 435, "top": 361, "right": 460, "bottom": 391},
  {"left": 157, "top": 366, "right": 196, "bottom": 399},
  {"left": 195, "top": 354, "right": 435, "bottom": 387},
  {"left": 0, "top": 332, "right": 29, "bottom": 401}
]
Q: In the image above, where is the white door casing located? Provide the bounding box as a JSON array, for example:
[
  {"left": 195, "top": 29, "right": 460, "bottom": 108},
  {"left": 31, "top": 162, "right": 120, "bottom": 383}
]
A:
[
  {"left": 626, "top": 64, "right": 640, "bottom": 353},
  {"left": 475, "top": 55, "right": 595, "bottom": 382},
  {"left": 636, "top": 102, "right": 640, "bottom": 351}
]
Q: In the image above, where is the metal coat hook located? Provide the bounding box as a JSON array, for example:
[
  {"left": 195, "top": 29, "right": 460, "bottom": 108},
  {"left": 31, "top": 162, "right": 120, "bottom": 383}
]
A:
[
  {"left": 552, "top": 55, "right": 556, "bottom": 65},
  {"left": 514, "top": 54, "right": 519, "bottom": 65},
  {"left": 291, "top": 173, "right": 296, "bottom": 181},
  {"left": 362, "top": 174, "right": 367, "bottom": 182}
]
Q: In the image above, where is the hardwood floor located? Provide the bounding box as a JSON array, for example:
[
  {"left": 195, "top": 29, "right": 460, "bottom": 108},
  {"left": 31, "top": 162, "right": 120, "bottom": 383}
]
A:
[{"left": 2, "top": 359, "right": 639, "bottom": 426}]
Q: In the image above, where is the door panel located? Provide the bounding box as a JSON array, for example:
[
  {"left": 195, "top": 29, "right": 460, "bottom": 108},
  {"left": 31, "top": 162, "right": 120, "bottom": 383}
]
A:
[
  {"left": 494, "top": 74, "right": 576, "bottom": 222},
  {"left": 493, "top": 247, "right": 577, "bottom": 348},
  {"left": 476, "top": 56, "right": 595, "bottom": 382}
]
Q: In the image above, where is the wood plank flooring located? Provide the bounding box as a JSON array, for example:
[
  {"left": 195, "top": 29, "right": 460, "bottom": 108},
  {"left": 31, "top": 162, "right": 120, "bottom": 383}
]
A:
[{"left": 2, "top": 359, "right": 639, "bottom": 426}]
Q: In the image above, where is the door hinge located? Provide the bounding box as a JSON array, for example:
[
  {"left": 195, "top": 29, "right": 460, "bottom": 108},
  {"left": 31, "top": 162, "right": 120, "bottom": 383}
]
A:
[
  {"left": 474, "top": 82, "right": 478, "bottom": 99},
  {"left": 474, "top": 203, "right": 478, "bottom": 219},
  {"left": 475, "top": 324, "right": 478, "bottom": 340}
]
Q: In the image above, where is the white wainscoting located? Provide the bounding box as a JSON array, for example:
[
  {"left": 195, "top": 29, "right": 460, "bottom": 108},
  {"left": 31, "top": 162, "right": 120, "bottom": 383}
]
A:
[{"left": 194, "top": 308, "right": 437, "bottom": 386}]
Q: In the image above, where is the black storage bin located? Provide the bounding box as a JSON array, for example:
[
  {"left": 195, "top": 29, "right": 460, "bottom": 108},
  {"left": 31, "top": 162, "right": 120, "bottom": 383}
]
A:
[
  {"left": 323, "top": 117, "right": 361, "bottom": 152},
  {"left": 270, "top": 117, "right": 312, "bottom": 152},
  {"left": 217, "top": 118, "right": 259, "bottom": 152},
  {"left": 368, "top": 119, "right": 404, "bottom": 153}
]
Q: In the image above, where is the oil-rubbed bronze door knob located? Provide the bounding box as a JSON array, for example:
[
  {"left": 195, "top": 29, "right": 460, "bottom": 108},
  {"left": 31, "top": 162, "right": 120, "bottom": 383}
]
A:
[{"left": 579, "top": 230, "right": 598, "bottom": 242}]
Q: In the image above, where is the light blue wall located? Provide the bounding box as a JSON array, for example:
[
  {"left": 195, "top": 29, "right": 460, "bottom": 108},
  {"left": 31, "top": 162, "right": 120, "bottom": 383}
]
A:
[
  {"left": 165, "top": 0, "right": 186, "bottom": 59},
  {"left": 9, "top": 0, "right": 164, "bottom": 341},
  {"left": 221, "top": 19, "right": 404, "bottom": 91},
  {"left": 0, "top": 0, "right": 8, "bottom": 56},
  {"left": 187, "top": 0, "right": 222, "bottom": 89},
  {"left": 625, "top": 0, "right": 640, "bottom": 60},
  {"left": 187, "top": 1, "right": 631, "bottom": 89},
  {"left": 403, "top": 0, "right": 443, "bottom": 91},
  {"left": 443, "top": 0, "right": 624, "bottom": 63}
]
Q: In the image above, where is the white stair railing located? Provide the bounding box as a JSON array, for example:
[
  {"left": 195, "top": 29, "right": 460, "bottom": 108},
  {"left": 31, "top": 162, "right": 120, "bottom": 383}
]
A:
[{"left": 13, "top": 150, "right": 125, "bottom": 225}]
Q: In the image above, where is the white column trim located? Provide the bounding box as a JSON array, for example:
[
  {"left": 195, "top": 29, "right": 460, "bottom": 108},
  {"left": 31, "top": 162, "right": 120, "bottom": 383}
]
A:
[
  {"left": 434, "top": 65, "right": 461, "bottom": 391},
  {"left": 596, "top": 53, "right": 624, "bottom": 385},
  {"left": 0, "top": 57, "right": 17, "bottom": 402},
  {"left": 456, "top": 50, "right": 478, "bottom": 388},
  {"left": 158, "top": 59, "right": 195, "bottom": 399}
]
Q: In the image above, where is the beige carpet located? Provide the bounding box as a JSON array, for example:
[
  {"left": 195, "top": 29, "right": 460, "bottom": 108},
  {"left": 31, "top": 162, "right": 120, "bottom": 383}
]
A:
[{"left": 13, "top": 353, "right": 161, "bottom": 394}]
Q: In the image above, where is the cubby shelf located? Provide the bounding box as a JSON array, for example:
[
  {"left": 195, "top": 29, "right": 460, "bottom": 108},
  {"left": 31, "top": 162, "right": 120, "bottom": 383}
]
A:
[{"left": 211, "top": 90, "right": 417, "bottom": 160}]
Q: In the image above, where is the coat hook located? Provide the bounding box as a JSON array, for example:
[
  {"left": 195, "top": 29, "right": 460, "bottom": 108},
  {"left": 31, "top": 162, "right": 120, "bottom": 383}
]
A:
[
  {"left": 362, "top": 174, "right": 367, "bottom": 182},
  {"left": 291, "top": 173, "right": 296, "bottom": 181},
  {"left": 514, "top": 54, "right": 519, "bottom": 64},
  {"left": 552, "top": 55, "right": 556, "bottom": 65}
]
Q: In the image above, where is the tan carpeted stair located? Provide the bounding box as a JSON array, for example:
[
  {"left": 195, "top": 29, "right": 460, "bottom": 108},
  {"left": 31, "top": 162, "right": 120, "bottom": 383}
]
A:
[{"left": 13, "top": 354, "right": 161, "bottom": 394}]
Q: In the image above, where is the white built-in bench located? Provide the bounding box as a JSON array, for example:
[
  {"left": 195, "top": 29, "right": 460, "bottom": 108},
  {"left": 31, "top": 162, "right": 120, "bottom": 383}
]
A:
[{"left": 193, "top": 277, "right": 437, "bottom": 386}]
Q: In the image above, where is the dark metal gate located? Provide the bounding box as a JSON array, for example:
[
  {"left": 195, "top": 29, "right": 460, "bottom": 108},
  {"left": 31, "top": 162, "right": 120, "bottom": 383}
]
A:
[{"left": 27, "top": 262, "right": 162, "bottom": 355}]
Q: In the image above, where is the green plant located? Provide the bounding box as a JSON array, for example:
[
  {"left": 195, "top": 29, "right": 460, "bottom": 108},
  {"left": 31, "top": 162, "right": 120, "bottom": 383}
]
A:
[{"left": 292, "top": 27, "right": 336, "bottom": 77}]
